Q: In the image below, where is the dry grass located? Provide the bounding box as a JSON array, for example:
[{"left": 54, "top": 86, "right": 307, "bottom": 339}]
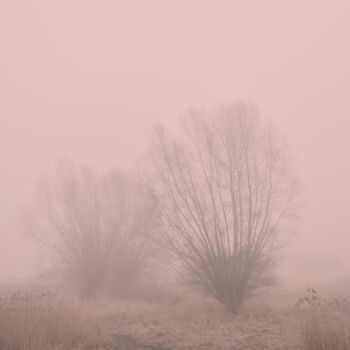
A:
[
  {"left": 302, "top": 309, "right": 350, "bottom": 350},
  {"left": 93, "top": 293, "right": 299, "bottom": 349},
  {"left": 297, "top": 288, "right": 350, "bottom": 350},
  {"left": 0, "top": 291, "right": 101, "bottom": 350},
  {"left": 2, "top": 288, "right": 350, "bottom": 349}
]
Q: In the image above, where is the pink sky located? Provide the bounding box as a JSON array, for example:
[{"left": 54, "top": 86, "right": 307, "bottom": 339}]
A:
[{"left": 1, "top": 0, "right": 350, "bottom": 288}]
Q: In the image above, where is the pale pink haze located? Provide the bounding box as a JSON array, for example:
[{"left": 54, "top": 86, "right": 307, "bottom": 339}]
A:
[{"left": 1, "top": 0, "right": 350, "bottom": 288}]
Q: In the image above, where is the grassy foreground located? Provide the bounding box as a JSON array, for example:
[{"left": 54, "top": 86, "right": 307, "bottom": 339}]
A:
[{"left": 0, "top": 289, "right": 349, "bottom": 350}]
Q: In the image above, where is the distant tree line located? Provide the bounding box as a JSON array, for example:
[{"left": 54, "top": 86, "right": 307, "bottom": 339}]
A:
[{"left": 24, "top": 100, "right": 298, "bottom": 313}]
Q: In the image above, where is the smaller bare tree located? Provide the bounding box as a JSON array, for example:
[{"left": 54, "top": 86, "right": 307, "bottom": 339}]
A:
[
  {"left": 24, "top": 162, "right": 155, "bottom": 296},
  {"left": 145, "top": 101, "right": 298, "bottom": 313}
]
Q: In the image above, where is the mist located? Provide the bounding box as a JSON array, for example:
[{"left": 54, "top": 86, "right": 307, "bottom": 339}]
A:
[{"left": 1, "top": 2, "right": 350, "bottom": 347}]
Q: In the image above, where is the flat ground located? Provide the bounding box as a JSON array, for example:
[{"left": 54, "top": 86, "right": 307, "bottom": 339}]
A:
[
  {"left": 0, "top": 290, "right": 310, "bottom": 350},
  {"left": 87, "top": 294, "right": 302, "bottom": 350}
]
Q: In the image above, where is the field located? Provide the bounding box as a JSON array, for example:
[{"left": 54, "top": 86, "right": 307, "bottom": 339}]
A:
[
  {"left": 3, "top": 287, "right": 347, "bottom": 350},
  {"left": 95, "top": 295, "right": 300, "bottom": 350}
]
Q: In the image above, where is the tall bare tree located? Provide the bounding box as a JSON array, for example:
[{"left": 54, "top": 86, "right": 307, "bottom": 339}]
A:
[
  {"left": 146, "top": 101, "right": 298, "bottom": 313},
  {"left": 24, "top": 162, "right": 155, "bottom": 296}
]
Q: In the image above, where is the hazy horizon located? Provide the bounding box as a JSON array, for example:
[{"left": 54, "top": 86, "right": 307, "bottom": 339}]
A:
[{"left": 1, "top": 0, "right": 350, "bottom": 290}]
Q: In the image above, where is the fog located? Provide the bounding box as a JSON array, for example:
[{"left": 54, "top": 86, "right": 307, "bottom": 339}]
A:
[{"left": 1, "top": 0, "right": 350, "bottom": 291}]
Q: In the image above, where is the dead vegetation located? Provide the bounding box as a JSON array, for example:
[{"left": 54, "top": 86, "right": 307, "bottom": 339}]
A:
[
  {"left": 6, "top": 103, "right": 336, "bottom": 349},
  {"left": 296, "top": 288, "right": 350, "bottom": 350},
  {"left": 1, "top": 287, "right": 350, "bottom": 349},
  {"left": 0, "top": 289, "right": 297, "bottom": 350},
  {"left": 95, "top": 294, "right": 299, "bottom": 350},
  {"left": 0, "top": 290, "right": 101, "bottom": 350}
]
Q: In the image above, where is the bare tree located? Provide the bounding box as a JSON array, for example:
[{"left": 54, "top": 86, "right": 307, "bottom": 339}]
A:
[
  {"left": 24, "top": 162, "right": 155, "bottom": 296},
  {"left": 145, "top": 101, "right": 298, "bottom": 313}
]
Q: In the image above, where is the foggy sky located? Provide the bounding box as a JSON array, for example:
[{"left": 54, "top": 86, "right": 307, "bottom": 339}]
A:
[{"left": 1, "top": 0, "right": 350, "bottom": 288}]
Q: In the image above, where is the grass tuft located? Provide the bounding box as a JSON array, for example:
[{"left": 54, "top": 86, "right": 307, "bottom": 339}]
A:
[{"left": 0, "top": 290, "right": 100, "bottom": 350}]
